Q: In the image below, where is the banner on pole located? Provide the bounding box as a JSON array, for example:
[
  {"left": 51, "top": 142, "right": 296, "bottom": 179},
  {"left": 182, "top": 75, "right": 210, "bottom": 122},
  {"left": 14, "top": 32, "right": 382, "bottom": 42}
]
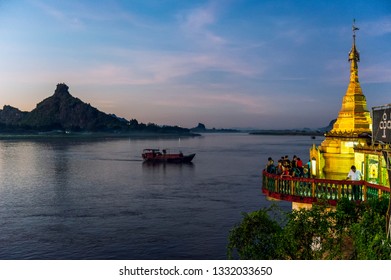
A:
[{"left": 373, "top": 105, "right": 391, "bottom": 143}]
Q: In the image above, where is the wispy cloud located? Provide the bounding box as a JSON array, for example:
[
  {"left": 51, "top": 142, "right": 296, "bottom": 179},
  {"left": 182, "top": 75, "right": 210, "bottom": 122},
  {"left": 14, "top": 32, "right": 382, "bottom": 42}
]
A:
[
  {"left": 268, "top": 17, "right": 311, "bottom": 46},
  {"left": 29, "top": 0, "right": 84, "bottom": 29},
  {"left": 177, "top": 1, "right": 226, "bottom": 47},
  {"left": 153, "top": 91, "right": 272, "bottom": 116},
  {"left": 362, "top": 16, "right": 391, "bottom": 36},
  {"left": 77, "top": 47, "right": 260, "bottom": 86},
  {"left": 362, "top": 63, "right": 391, "bottom": 83},
  {"left": 29, "top": 0, "right": 155, "bottom": 30}
]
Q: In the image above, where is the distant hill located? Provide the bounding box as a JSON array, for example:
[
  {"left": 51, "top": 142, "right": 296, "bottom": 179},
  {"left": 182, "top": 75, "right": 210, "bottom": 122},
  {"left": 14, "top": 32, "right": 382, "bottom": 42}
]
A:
[
  {"left": 0, "top": 105, "right": 28, "bottom": 126},
  {"left": 249, "top": 119, "right": 336, "bottom": 136},
  {"left": 0, "top": 83, "right": 193, "bottom": 135},
  {"left": 190, "top": 123, "right": 240, "bottom": 133},
  {"left": 19, "top": 83, "right": 128, "bottom": 131},
  {"left": 189, "top": 121, "right": 336, "bottom": 135},
  {"left": 319, "top": 119, "right": 336, "bottom": 132}
]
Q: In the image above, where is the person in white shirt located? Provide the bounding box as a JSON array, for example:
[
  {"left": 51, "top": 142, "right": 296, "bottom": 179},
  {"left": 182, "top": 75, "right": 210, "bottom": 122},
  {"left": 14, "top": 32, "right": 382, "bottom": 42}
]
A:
[{"left": 347, "top": 165, "right": 362, "bottom": 200}]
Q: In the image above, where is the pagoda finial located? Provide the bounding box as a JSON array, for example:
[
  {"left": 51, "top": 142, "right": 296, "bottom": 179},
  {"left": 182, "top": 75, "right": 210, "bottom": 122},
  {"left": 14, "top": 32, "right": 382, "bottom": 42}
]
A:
[
  {"left": 348, "top": 19, "right": 360, "bottom": 83},
  {"left": 352, "top": 19, "right": 359, "bottom": 39},
  {"left": 349, "top": 19, "right": 360, "bottom": 63}
]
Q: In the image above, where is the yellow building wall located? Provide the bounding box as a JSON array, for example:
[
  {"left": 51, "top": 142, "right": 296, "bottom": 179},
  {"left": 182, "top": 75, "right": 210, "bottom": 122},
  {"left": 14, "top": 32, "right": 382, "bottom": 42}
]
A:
[{"left": 311, "top": 137, "right": 368, "bottom": 180}]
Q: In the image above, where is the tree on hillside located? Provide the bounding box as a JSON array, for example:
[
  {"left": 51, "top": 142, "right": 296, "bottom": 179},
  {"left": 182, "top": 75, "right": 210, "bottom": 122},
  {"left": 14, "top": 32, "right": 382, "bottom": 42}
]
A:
[{"left": 227, "top": 199, "right": 391, "bottom": 260}]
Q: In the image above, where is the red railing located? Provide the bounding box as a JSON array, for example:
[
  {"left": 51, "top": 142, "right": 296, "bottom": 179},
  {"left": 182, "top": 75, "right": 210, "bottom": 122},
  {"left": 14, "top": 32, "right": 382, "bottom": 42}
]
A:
[{"left": 262, "top": 170, "right": 390, "bottom": 205}]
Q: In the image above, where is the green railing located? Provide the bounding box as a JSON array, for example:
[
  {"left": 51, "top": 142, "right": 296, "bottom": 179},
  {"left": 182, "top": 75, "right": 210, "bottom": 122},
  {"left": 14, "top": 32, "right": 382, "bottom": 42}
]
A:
[{"left": 262, "top": 170, "right": 390, "bottom": 205}]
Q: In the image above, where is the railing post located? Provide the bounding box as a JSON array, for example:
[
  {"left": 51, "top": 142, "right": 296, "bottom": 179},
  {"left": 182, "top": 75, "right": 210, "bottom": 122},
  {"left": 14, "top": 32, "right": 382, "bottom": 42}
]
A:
[
  {"left": 338, "top": 183, "right": 341, "bottom": 200},
  {"left": 291, "top": 180, "right": 294, "bottom": 195},
  {"left": 312, "top": 181, "right": 316, "bottom": 197},
  {"left": 363, "top": 182, "right": 367, "bottom": 202}
]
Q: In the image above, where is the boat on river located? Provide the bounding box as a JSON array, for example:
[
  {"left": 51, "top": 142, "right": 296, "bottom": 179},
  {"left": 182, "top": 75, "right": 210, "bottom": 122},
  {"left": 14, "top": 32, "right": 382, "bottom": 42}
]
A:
[{"left": 142, "top": 149, "right": 195, "bottom": 163}]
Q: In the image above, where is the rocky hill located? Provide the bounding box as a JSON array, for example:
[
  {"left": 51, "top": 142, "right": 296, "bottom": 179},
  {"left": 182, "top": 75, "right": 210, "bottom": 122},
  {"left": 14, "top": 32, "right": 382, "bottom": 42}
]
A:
[
  {"left": 0, "top": 105, "right": 27, "bottom": 126},
  {"left": 0, "top": 83, "right": 192, "bottom": 135},
  {"left": 190, "top": 122, "right": 240, "bottom": 133},
  {"left": 19, "top": 83, "right": 127, "bottom": 131},
  {"left": 249, "top": 119, "right": 337, "bottom": 136}
]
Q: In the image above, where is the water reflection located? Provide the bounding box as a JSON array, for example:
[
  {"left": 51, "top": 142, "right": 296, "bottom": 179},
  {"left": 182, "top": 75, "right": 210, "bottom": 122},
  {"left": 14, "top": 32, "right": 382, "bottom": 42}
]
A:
[
  {"left": 142, "top": 161, "right": 194, "bottom": 170},
  {"left": 0, "top": 135, "right": 314, "bottom": 259}
]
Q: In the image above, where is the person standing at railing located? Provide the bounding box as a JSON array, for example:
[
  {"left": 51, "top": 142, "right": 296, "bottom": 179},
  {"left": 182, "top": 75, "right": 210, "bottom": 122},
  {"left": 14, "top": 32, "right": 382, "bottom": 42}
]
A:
[
  {"left": 306, "top": 159, "right": 311, "bottom": 171},
  {"left": 302, "top": 167, "right": 310, "bottom": 178},
  {"left": 347, "top": 165, "right": 362, "bottom": 200},
  {"left": 265, "top": 157, "right": 276, "bottom": 174},
  {"left": 297, "top": 157, "right": 303, "bottom": 175},
  {"left": 291, "top": 155, "right": 297, "bottom": 169},
  {"left": 283, "top": 155, "right": 291, "bottom": 168},
  {"left": 276, "top": 160, "right": 284, "bottom": 175}
]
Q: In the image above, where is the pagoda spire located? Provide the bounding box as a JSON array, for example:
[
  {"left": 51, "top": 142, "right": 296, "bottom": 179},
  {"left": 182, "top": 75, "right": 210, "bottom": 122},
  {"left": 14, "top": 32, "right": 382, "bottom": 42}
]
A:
[
  {"left": 314, "top": 20, "right": 373, "bottom": 180},
  {"left": 328, "top": 19, "right": 372, "bottom": 134},
  {"left": 348, "top": 19, "right": 360, "bottom": 85}
]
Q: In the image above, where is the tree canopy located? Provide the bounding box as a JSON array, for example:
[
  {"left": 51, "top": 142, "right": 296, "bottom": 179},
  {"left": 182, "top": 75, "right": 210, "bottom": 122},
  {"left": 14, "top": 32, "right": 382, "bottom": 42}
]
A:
[{"left": 228, "top": 198, "right": 391, "bottom": 260}]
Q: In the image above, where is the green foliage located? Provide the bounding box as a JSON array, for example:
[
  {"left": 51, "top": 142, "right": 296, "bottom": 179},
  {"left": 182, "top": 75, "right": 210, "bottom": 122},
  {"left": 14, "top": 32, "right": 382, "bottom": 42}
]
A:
[
  {"left": 351, "top": 199, "right": 391, "bottom": 259},
  {"left": 335, "top": 197, "right": 363, "bottom": 224},
  {"left": 228, "top": 198, "right": 391, "bottom": 260},
  {"left": 227, "top": 206, "right": 283, "bottom": 259},
  {"left": 278, "top": 202, "right": 335, "bottom": 259}
]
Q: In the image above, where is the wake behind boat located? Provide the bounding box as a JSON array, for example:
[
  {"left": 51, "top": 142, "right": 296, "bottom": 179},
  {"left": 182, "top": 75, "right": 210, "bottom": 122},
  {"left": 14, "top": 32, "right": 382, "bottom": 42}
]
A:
[{"left": 142, "top": 149, "right": 195, "bottom": 163}]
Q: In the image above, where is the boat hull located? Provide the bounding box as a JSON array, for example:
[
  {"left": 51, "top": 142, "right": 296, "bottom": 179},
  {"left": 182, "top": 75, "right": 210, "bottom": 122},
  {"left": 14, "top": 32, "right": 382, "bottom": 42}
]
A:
[
  {"left": 142, "top": 149, "right": 195, "bottom": 163},
  {"left": 144, "top": 154, "right": 195, "bottom": 163}
]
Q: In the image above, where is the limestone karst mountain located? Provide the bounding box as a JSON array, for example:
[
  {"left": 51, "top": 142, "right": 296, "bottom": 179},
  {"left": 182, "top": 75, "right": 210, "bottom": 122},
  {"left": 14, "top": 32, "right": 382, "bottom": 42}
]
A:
[
  {"left": 0, "top": 83, "right": 191, "bottom": 135},
  {"left": 0, "top": 105, "right": 27, "bottom": 126},
  {"left": 19, "top": 83, "right": 127, "bottom": 131}
]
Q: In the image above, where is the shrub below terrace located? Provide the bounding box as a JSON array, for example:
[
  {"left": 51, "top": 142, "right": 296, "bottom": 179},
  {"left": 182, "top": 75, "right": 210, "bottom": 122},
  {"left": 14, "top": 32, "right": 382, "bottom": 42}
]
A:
[
  {"left": 227, "top": 206, "right": 283, "bottom": 260},
  {"left": 227, "top": 198, "right": 391, "bottom": 260}
]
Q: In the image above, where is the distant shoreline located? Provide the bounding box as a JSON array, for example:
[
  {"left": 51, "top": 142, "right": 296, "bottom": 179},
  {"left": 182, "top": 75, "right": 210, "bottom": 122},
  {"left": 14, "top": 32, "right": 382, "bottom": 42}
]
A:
[
  {"left": 249, "top": 130, "right": 325, "bottom": 136},
  {"left": 0, "top": 131, "right": 201, "bottom": 140},
  {"left": 0, "top": 130, "right": 327, "bottom": 140}
]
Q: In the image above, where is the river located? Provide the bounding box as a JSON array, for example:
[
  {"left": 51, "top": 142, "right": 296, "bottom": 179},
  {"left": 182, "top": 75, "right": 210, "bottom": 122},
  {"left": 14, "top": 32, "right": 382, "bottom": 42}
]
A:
[{"left": 0, "top": 133, "right": 323, "bottom": 259}]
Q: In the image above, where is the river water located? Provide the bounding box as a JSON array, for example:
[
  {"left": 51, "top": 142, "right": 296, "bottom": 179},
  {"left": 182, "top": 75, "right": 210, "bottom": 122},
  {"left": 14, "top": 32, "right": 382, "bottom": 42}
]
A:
[{"left": 0, "top": 133, "right": 323, "bottom": 259}]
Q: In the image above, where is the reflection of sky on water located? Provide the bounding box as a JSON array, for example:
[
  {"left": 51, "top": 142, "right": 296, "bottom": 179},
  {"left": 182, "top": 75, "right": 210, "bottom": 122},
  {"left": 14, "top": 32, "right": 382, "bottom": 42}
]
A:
[{"left": 0, "top": 134, "right": 314, "bottom": 259}]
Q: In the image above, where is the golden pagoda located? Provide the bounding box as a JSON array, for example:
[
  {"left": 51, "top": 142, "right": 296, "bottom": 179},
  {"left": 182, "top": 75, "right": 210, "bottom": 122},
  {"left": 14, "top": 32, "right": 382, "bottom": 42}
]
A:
[{"left": 310, "top": 21, "right": 372, "bottom": 180}]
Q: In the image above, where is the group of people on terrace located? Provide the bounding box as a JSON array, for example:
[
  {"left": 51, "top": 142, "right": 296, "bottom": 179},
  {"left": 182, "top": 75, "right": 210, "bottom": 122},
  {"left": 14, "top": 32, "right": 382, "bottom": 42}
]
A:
[{"left": 265, "top": 155, "right": 310, "bottom": 178}]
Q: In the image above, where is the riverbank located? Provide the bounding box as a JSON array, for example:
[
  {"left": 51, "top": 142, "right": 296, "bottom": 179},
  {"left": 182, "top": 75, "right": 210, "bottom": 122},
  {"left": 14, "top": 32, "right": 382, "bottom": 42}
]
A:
[
  {"left": 0, "top": 131, "right": 201, "bottom": 140},
  {"left": 249, "top": 130, "right": 324, "bottom": 136}
]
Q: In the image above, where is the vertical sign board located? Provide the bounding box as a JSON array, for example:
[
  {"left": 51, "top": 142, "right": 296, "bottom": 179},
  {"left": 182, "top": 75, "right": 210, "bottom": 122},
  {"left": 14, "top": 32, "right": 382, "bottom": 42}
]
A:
[
  {"left": 374, "top": 105, "right": 391, "bottom": 238},
  {"left": 373, "top": 105, "right": 391, "bottom": 143}
]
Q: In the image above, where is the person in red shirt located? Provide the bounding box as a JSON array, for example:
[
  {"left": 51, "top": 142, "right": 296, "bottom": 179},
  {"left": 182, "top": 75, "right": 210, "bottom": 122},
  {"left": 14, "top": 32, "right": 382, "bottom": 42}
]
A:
[
  {"left": 297, "top": 157, "right": 303, "bottom": 176},
  {"left": 281, "top": 166, "right": 291, "bottom": 178}
]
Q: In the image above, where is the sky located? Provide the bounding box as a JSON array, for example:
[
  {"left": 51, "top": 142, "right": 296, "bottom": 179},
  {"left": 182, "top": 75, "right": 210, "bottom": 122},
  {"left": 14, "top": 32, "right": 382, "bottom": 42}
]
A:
[{"left": 0, "top": 0, "right": 390, "bottom": 129}]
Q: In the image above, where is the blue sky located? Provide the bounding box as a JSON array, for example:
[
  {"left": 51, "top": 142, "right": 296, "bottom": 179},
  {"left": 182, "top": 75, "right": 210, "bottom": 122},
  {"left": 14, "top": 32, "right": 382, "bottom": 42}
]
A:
[{"left": 0, "top": 0, "right": 390, "bottom": 129}]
